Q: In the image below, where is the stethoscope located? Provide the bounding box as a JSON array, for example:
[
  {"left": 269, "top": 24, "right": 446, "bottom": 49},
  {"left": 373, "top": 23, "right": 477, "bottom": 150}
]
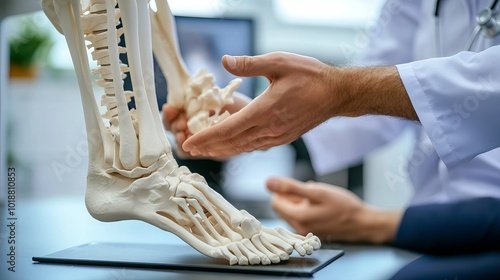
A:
[{"left": 434, "top": 0, "right": 500, "bottom": 55}]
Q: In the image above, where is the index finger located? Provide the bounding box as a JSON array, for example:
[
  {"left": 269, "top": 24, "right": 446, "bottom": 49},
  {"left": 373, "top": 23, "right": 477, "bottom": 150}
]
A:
[
  {"left": 267, "top": 177, "right": 324, "bottom": 203},
  {"left": 182, "top": 109, "right": 252, "bottom": 151}
]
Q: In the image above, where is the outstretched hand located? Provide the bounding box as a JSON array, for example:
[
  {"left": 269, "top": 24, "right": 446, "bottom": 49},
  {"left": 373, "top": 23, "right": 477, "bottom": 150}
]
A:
[
  {"left": 266, "top": 177, "right": 402, "bottom": 244},
  {"left": 182, "top": 52, "right": 338, "bottom": 158}
]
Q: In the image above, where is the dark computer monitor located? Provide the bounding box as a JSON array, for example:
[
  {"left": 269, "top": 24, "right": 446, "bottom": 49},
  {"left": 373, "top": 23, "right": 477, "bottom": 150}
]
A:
[
  {"left": 153, "top": 16, "right": 255, "bottom": 108},
  {"left": 176, "top": 16, "right": 255, "bottom": 96},
  {"left": 119, "top": 16, "right": 255, "bottom": 194}
]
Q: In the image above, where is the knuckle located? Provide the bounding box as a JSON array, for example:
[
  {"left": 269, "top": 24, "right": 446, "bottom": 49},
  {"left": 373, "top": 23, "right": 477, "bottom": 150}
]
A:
[
  {"left": 227, "top": 136, "right": 241, "bottom": 148},
  {"left": 257, "top": 127, "right": 274, "bottom": 138},
  {"left": 217, "top": 127, "right": 233, "bottom": 141},
  {"left": 269, "top": 112, "right": 292, "bottom": 137},
  {"left": 269, "top": 52, "right": 290, "bottom": 67},
  {"left": 252, "top": 138, "right": 267, "bottom": 152},
  {"left": 243, "top": 144, "right": 256, "bottom": 153},
  {"left": 239, "top": 55, "right": 252, "bottom": 73}
]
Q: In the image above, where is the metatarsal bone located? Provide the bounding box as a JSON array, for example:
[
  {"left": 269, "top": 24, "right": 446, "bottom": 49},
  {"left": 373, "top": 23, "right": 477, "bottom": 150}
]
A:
[
  {"left": 261, "top": 230, "right": 294, "bottom": 255},
  {"left": 186, "top": 198, "right": 231, "bottom": 245},
  {"left": 188, "top": 179, "right": 244, "bottom": 227},
  {"left": 260, "top": 234, "right": 290, "bottom": 261},
  {"left": 176, "top": 182, "right": 242, "bottom": 242},
  {"left": 171, "top": 197, "right": 220, "bottom": 247}
]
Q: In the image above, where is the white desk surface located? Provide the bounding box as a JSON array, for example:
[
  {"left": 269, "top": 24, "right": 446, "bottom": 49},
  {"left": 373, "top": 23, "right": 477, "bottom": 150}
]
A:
[{"left": 0, "top": 196, "right": 420, "bottom": 280}]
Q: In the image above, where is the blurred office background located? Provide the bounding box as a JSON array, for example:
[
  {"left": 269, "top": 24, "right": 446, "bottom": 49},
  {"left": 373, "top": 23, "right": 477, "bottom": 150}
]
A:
[{"left": 2, "top": 0, "right": 414, "bottom": 218}]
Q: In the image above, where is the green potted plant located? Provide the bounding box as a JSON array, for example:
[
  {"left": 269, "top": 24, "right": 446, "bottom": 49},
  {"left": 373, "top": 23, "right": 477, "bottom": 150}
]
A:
[{"left": 9, "top": 16, "right": 53, "bottom": 79}]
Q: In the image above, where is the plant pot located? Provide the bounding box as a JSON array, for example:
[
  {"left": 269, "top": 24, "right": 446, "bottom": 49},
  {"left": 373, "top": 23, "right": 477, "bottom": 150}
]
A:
[{"left": 9, "top": 64, "right": 38, "bottom": 79}]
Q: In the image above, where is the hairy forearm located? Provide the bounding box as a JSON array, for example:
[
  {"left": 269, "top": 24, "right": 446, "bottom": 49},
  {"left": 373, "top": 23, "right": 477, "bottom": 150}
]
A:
[{"left": 325, "top": 66, "right": 419, "bottom": 121}]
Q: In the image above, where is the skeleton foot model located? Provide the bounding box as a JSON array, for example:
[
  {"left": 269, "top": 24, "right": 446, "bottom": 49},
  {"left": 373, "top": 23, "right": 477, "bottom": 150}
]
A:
[{"left": 42, "top": 0, "right": 320, "bottom": 265}]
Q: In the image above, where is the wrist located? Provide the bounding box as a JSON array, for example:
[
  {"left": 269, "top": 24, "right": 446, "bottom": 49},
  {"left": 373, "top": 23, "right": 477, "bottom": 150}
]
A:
[
  {"left": 320, "top": 66, "right": 356, "bottom": 117},
  {"left": 354, "top": 206, "right": 403, "bottom": 244},
  {"left": 325, "top": 66, "right": 418, "bottom": 120}
]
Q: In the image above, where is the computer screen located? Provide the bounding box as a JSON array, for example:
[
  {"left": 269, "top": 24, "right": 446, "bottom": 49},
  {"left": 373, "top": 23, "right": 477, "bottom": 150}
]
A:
[{"left": 153, "top": 16, "right": 255, "bottom": 108}]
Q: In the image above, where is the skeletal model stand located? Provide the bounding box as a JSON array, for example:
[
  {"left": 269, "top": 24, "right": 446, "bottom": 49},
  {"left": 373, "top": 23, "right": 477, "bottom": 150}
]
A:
[{"left": 41, "top": 0, "right": 320, "bottom": 265}]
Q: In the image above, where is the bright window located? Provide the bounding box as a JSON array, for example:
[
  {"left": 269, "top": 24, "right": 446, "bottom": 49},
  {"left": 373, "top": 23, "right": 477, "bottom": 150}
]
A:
[
  {"left": 151, "top": 0, "right": 229, "bottom": 16},
  {"left": 274, "top": 0, "right": 387, "bottom": 27}
]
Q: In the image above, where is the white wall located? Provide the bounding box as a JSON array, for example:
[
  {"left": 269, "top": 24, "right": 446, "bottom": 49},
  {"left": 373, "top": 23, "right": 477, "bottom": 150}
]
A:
[{"left": 173, "top": 0, "right": 376, "bottom": 61}]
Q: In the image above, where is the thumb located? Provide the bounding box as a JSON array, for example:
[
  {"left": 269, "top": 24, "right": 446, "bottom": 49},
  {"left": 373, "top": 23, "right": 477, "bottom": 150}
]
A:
[{"left": 222, "top": 54, "right": 274, "bottom": 77}]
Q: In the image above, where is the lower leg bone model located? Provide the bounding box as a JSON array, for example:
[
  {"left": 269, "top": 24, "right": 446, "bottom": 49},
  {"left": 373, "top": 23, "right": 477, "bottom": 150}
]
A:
[{"left": 42, "top": 0, "right": 320, "bottom": 265}]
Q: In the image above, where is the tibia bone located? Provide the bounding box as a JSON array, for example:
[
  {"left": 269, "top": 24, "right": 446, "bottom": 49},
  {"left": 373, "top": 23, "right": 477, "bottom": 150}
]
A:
[
  {"left": 117, "top": 0, "right": 164, "bottom": 167},
  {"left": 150, "top": 0, "right": 241, "bottom": 134},
  {"left": 42, "top": 0, "right": 321, "bottom": 265},
  {"left": 104, "top": 0, "right": 139, "bottom": 169}
]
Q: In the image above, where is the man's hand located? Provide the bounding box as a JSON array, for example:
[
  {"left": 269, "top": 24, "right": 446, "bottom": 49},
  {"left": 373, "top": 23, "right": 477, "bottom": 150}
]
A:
[
  {"left": 162, "top": 104, "right": 193, "bottom": 159},
  {"left": 267, "top": 177, "right": 402, "bottom": 244},
  {"left": 182, "top": 52, "right": 416, "bottom": 158},
  {"left": 183, "top": 52, "right": 338, "bottom": 158}
]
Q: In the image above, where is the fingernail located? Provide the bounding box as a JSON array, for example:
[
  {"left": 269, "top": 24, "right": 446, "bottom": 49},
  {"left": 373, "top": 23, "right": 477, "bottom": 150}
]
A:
[
  {"left": 225, "top": 55, "right": 237, "bottom": 70},
  {"left": 267, "top": 178, "right": 280, "bottom": 191},
  {"left": 191, "top": 149, "right": 201, "bottom": 156},
  {"left": 207, "top": 151, "right": 220, "bottom": 157}
]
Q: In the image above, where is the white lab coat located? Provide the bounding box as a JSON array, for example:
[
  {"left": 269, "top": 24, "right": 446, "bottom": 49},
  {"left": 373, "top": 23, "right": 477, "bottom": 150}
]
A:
[{"left": 303, "top": 0, "right": 500, "bottom": 205}]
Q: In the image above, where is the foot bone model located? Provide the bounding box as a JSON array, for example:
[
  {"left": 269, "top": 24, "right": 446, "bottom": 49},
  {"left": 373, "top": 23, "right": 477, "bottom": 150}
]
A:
[{"left": 42, "top": 0, "right": 320, "bottom": 265}]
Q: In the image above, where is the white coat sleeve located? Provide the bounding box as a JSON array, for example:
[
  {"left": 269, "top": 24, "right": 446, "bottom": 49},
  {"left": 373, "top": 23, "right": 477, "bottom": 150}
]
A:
[
  {"left": 302, "top": 116, "right": 410, "bottom": 175},
  {"left": 302, "top": 0, "right": 422, "bottom": 175},
  {"left": 397, "top": 46, "right": 500, "bottom": 167},
  {"left": 355, "top": 0, "right": 421, "bottom": 66}
]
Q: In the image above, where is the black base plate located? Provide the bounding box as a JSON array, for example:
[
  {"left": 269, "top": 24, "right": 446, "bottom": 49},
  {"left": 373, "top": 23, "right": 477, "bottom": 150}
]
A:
[{"left": 33, "top": 242, "right": 343, "bottom": 277}]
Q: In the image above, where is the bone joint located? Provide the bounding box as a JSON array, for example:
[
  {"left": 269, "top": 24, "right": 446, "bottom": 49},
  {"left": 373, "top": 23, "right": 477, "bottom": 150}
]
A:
[{"left": 41, "top": 0, "right": 320, "bottom": 265}]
